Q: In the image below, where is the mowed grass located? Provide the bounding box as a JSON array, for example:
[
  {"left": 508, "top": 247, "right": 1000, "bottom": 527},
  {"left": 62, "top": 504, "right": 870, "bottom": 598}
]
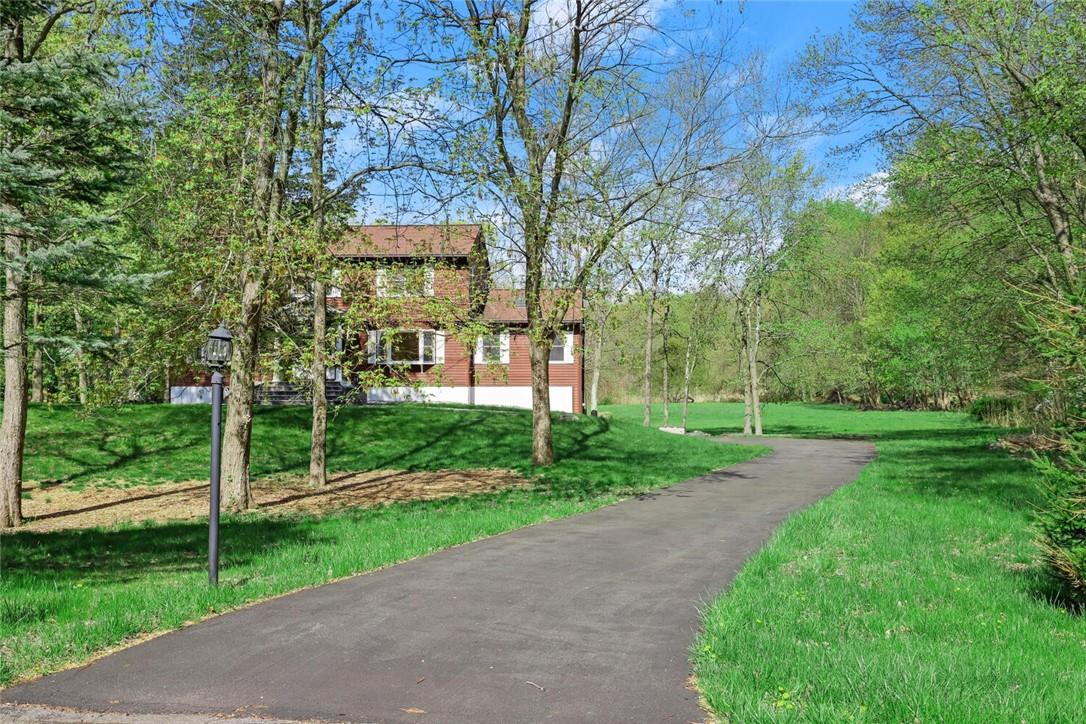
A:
[
  {"left": 603, "top": 402, "right": 1086, "bottom": 722},
  {"left": 606, "top": 400, "right": 954, "bottom": 438},
  {"left": 1, "top": 403, "right": 761, "bottom": 686}
]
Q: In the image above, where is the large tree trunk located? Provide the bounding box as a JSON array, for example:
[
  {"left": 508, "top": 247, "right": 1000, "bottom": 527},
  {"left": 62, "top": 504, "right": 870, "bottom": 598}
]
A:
[
  {"left": 681, "top": 334, "right": 694, "bottom": 431},
  {"left": 220, "top": 1, "right": 286, "bottom": 510},
  {"left": 308, "top": 18, "right": 328, "bottom": 487},
  {"left": 661, "top": 353, "right": 670, "bottom": 424},
  {"left": 641, "top": 295, "right": 656, "bottom": 427},
  {"left": 740, "top": 303, "right": 753, "bottom": 436},
  {"left": 523, "top": 209, "right": 556, "bottom": 464},
  {"left": 1, "top": 222, "right": 27, "bottom": 527},
  {"left": 73, "top": 306, "right": 88, "bottom": 404},
  {"left": 524, "top": 240, "right": 554, "bottom": 464},
  {"left": 589, "top": 315, "right": 604, "bottom": 414},
  {"left": 748, "top": 296, "right": 763, "bottom": 436},
  {"left": 30, "top": 301, "right": 42, "bottom": 403},
  {"left": 222, "top": 275, "right": 261, "bottom": 511},
  {"left": 749, "top": 358, "right": 763, "bottom": 434},
  {"left": 528, "top": 335, "right": 553, "bottom": 465},
  {"left": 742, "top": 371, "right": 753, "bottom": 435},
  {"left": 309, "top": 275, "right": 328, "bottom": 487},
  {"left": 1027, "top": 139, "right": 1079, "bottom": 289}
]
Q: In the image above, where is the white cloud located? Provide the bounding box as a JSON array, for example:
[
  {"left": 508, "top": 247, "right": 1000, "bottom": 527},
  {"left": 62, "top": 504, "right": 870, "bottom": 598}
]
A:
[
  {"left": 847, "top": 170, "right": 890, "bottom": 210},
  {"left": 823, "top": 170, "right": 890, "bottom": 210}
]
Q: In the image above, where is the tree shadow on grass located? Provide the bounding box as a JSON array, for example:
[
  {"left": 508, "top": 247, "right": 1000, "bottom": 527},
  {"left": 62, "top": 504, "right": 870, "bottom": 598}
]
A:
[
  {"left": 695, "top": 425, "right": 872, "bottom": 439},
  {"left": 994, "top": 560, "right": 1081, "bottom": 616},
  {"left": 348, "top": 407, "right": 524, "bottom": 472},
  {"left": 27, "top": 404, "right": 645, "bottom": 500},
  {"left": 10, "top": 406, "right": 732, "bottom": 593},
  {"left": 26, "top": 406, "right": 209, "bottom": 488},
  {"left": 321, "top": 405, "right": 619, "bottom": 501},
  {"left": 34, "top": 434, "right": 201, "bottom": 489},
  {"left": 876, "top": 434, "right": 1045, "bottom": 511},
  {"left": 321, "top": 406, "right": 703, "bottom": 502},
  {"left": 694, "top": 424, "right": 985, "bottom": 442},
  {"left": 2, "top": 515, "right": 328, "bottom": 586},
  {"left": 4, "top": 412, "right": 626, "bottom": 589}
]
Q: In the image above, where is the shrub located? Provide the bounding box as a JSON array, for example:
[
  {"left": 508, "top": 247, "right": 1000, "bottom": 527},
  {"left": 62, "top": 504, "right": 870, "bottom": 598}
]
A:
[
  {"left": 1027, "top": 289, "right": 1086, "bottom": 606},
  {"left": 1036, "top": 435, "right": 1086, "bottom": 606},
  {"left": 968, "top": 395, "right": 1029, "bottom": 427}
]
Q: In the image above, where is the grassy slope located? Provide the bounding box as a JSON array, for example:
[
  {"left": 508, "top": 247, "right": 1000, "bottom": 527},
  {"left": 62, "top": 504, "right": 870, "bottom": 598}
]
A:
[
  {"left": 1, "top": 403, "right": 761, "bottom": 686},
  {"left": 605, "top": 402, "right": 1086, "bottom": 722}
]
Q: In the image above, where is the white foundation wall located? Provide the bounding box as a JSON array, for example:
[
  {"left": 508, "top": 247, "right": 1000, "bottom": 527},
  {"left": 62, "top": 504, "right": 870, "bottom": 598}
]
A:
[
  {"left": 170, "top": 384, "right": 576, "bottom": 413},
  {"left": 368, "top": 385, "right": 574, "bottom": 413},
  {"left": 170, "top": 386, "right": 218, "bottom": 404},
  {"left": 365, "top": 386, "right": 472, "bottom": 405}
]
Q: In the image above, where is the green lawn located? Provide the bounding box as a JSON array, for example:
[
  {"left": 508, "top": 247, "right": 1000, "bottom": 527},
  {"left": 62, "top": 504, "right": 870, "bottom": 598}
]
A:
[
  {"left": 606, "top": 400, "right": 957, "bottom": 438},
  {"left": 1, "top": 403, "right": 761, "bottom": 686},
  {"left": 604, "top": 402, "right": 1086, "bottom": 722}
]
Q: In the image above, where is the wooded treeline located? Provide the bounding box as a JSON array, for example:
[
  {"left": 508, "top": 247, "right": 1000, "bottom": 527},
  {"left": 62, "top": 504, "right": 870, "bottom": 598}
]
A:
[{"left": 595, "top": 196, "right": 1021, "bottom": 413}]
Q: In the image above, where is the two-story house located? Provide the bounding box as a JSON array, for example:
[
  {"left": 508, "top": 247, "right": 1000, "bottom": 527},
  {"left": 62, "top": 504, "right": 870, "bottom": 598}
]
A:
[{"left": 169, "top": 224, "right": 585, "bottom": 413}]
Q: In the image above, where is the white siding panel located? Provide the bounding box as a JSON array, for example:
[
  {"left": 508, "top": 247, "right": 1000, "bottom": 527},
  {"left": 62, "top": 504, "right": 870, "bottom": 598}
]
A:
[{"left": 170, "top": 386, "right": 213, "bottom": 404}]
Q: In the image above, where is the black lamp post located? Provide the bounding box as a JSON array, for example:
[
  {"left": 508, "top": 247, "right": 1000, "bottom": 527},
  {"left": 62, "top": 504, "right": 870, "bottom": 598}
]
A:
[{"left": 201, "top": 324, "right": 232, "bottom": 585}]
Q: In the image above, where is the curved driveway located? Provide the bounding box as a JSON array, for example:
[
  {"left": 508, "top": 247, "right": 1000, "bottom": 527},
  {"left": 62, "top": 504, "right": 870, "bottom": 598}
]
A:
[{"left": 3, "top": 436, "right": 874, "bottom": 723}]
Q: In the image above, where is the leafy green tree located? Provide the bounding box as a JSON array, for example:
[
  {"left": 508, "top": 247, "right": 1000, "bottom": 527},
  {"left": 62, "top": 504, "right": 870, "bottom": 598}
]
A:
[
  {"left": 727, "top": 152, "right": 815, "bottom": 434},
  {"left": 860, "top": 207, "right": 1005, "bottom": 408},
  {"left": 804, "top": 0, "right": 1084, "bottom": 298},
  {"left": 764, "top": 201, "right": 878, "bottom": 403},
  {"left": 140, "top": 1, "right": 310, "bottom": 510},
  {"left": 1, "top": 2, "right": 139, "bottom": 527},
  {"left": 413, "top": 0, "right": 753, "bottom": 463}
]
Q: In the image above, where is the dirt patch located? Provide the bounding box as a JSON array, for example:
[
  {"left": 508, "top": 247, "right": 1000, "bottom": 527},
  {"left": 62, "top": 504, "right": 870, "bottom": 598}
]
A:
[{"left": 15, "top": 469, "right": 530, "bottom": 533}]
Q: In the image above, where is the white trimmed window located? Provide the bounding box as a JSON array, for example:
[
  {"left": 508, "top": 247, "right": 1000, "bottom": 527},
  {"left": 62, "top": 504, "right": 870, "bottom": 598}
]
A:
[
  {"left": 368, "top": 330, "right": 445, "bottom": 365},
  {"left": 474, "top": 332, "right": 510, "bottom": 364},
  {"left": 327, "top": 269, "right": 342, "bottom": 299},
  {"left": 549, "top": 332, "right": 574, "bottom": 364},
  {"left": 375, "top": 266, "right": 435, "bottom": 297},
  {"left": 325, "top": 333, "right": 345, "bottom": 381}
]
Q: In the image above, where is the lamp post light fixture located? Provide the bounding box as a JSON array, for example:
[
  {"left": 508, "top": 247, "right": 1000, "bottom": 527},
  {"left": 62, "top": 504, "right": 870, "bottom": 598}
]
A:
[{"left": 201, "top": 324, "right": 232, "bottom": 585}]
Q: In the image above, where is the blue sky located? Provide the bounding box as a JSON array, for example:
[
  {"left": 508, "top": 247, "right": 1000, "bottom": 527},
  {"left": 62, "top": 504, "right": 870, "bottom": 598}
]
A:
[
  {"left": 728, "top": 0, "right": 883, "bottom": 190},
  {"left": 357, "top": 0, "right": 884, "bottom": 222},
  {"left": 737, "top": 0, "right": 857, "bottom": 69}
]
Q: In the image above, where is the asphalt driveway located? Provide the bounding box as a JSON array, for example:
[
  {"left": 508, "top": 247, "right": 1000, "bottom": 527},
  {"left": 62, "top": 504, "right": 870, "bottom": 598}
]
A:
[{"left": 3, "top": 436, "right": 874, "bottom": 723}]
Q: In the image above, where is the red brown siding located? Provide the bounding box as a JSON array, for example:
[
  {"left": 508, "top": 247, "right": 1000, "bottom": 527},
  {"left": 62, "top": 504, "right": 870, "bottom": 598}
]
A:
[
  {"left": 359, "top": 327, "right": 583, "bottom": 413},
  {"left": 173, "top": 225, "right": 583, "bottom": 412}
]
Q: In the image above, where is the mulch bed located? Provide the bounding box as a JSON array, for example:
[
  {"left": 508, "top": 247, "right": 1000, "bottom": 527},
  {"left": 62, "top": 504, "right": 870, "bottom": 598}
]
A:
[{"left": 15, "top": 468, "right": 530, "bottom": 533}]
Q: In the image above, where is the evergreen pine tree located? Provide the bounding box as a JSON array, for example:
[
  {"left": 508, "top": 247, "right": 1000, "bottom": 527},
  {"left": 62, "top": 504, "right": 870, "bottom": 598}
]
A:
[{"left": 1, "top": 4, "right": 138, "bottom": 526}]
